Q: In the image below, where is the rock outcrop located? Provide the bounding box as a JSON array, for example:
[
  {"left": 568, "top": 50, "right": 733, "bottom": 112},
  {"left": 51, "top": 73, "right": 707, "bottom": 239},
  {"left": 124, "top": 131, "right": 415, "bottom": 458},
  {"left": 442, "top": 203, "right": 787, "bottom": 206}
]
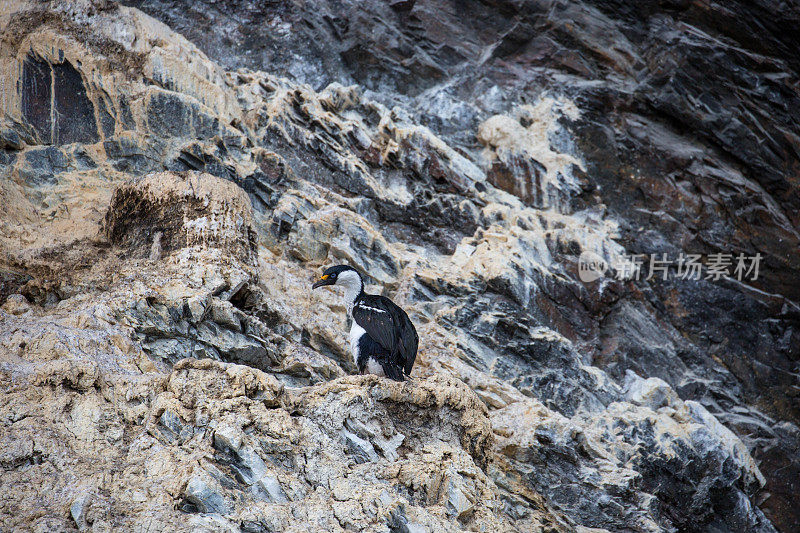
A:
[{"left": 1, "top": 0, "right": 798, "bottom": 532}]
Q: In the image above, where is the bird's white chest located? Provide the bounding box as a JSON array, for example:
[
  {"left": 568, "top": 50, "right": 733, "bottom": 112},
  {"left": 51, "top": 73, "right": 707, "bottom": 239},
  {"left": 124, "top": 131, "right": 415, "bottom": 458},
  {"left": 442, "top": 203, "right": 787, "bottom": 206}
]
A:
[{"left": 348, "top": 321, "right": 366, "bottom": 365}]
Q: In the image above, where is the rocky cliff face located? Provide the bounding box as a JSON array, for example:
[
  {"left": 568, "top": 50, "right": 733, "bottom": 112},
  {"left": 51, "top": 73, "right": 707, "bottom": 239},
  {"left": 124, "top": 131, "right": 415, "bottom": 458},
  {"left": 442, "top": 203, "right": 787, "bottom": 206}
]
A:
[{"left": 1, "top": 1, "right": 798, "bottom": 532}]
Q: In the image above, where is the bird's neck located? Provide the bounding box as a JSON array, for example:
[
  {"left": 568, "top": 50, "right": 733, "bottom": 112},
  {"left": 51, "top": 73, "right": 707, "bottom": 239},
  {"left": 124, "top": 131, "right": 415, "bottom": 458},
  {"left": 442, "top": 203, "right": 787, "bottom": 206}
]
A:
[{"left": 341, "top": 275, "right": 364, "bottom": 315}]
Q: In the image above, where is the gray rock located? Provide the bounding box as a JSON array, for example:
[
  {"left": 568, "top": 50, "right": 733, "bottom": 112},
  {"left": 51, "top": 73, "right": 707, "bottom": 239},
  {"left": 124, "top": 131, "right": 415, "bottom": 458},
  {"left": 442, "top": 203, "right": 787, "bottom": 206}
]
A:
[
  {"left": 209, "top": 299, "right": 242, "bottom": 331},
  {"left": 341, "top": 429, "right": 379, "bottom": 464},
  {"left": 254, "top": 475, "right": 288, "bottom": 504},
  {"left": 185, "top": 473, "right": 229, "bottom": 515},
  {"left": 195, "top": 321, "right": 269, "bottom": 367},
  {"left": 69, "top": 493, "right": 91, "bottom": 531}
]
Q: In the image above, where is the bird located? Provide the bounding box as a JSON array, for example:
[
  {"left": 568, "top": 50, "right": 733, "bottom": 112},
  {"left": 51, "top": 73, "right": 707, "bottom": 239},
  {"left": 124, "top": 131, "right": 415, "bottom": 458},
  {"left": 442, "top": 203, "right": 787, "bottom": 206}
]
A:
[{"left": 312, "top": 265, "right": 418, "bottom": 381}]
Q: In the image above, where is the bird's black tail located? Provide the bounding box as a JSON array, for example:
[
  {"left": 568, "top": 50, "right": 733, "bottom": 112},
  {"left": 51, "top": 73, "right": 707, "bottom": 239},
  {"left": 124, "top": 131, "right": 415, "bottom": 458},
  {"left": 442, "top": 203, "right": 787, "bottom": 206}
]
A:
[{"left": 380, "top": 362, "right": 405, "bottom": 382}]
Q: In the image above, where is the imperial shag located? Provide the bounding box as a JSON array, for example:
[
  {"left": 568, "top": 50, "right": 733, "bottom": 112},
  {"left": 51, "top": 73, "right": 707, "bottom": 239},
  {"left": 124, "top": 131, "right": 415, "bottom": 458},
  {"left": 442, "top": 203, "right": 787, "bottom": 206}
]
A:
[{"left": 312, "top": 265, "right": 418, "bottom": 381}]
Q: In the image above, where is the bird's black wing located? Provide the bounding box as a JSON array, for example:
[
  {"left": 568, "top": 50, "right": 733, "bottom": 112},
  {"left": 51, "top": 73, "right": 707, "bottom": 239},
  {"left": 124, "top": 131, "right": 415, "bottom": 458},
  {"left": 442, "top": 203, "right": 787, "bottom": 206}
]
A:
[
  {"left": 396, "top": 304, "right": 418, "bottom": 375},
  {"left": 352, "top": 295, "right": 418, "bottom": 376}
]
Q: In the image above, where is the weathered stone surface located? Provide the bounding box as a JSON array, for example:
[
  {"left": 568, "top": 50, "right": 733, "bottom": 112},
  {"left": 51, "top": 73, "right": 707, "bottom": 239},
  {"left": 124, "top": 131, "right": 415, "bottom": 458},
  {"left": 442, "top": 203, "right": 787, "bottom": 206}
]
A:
[
  {"left": 1, "top": 0, "right": 798, "bottom": 531},
  {"left": 104, "top": 171, "right": 259, "bottom": 265}
]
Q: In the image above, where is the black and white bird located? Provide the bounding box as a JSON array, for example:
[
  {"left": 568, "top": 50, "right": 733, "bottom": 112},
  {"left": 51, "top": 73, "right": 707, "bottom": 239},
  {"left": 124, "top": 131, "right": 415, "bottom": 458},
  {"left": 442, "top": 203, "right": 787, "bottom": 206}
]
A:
[{"left": 312, "top": 265, "right": 418, "bottom": 381}]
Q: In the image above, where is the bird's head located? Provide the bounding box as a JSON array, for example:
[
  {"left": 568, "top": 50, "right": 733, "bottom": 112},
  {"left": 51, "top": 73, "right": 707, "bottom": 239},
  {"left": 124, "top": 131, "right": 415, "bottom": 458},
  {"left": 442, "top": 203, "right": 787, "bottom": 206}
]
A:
[{"left": 311, "top": 264, "right": 362, "bottom": 291}]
